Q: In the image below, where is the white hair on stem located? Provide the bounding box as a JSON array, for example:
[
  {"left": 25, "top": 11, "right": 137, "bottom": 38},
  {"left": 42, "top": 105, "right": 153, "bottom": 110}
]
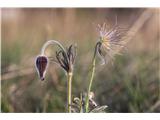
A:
[{"left": 41, "top": 40, "right": 66, "bottom": 55}]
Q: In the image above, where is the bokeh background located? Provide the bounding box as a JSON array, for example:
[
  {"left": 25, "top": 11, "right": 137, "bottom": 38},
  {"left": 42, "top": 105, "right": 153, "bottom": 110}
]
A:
[{"left": 1, "top": 8, "right": 160, "bottom": 112}]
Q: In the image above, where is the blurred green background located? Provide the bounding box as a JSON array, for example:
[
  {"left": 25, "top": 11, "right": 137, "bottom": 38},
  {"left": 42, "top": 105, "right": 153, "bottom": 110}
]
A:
[{"left": 1, "top": 8, "right": 160, "bottom": 112}]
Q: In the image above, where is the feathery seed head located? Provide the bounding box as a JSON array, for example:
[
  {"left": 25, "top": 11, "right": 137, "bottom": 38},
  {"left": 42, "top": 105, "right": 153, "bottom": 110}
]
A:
[{"left": 96, "top": 23, "right": 127, "bottom": 65}]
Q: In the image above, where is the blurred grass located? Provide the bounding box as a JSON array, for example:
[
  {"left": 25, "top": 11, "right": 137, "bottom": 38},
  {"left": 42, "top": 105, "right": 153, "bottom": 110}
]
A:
[{"left": 1, "top": 8, "right": 160, "bottom": 112}]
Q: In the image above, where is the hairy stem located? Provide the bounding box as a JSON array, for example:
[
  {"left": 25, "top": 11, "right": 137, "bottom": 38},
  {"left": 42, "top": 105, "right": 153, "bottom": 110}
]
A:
[
  {"left": 67, "top": 72, "right": 73, "bottom": 113},
  {"left": 41, "top": 40, "right": 66, "bottom": 55},
  {"left": 85, "top": 57, "right": 96, "bottom": 112}
]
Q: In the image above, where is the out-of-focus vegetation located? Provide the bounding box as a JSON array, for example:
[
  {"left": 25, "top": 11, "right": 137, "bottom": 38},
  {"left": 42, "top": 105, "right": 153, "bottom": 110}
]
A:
[{"left": 1, "top": 8, "right": 160, "bottom": 112}]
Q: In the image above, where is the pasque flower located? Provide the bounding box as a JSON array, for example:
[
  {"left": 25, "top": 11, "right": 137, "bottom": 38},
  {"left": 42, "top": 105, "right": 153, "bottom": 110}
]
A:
[
  {"left": 35, "top": 40, "right": 76, "bottom": 113},
  {"left": 85, "top": 22, "right": 127, "bottom": 112},
  {"left": 35, "top": 55, "right": 48, "bottom": 81},
  {"left": 35, "top": 40, "right": 76, "bottom": 81},
  {"left": 96, "top": 23, "right": 127, "bottom": 64}
]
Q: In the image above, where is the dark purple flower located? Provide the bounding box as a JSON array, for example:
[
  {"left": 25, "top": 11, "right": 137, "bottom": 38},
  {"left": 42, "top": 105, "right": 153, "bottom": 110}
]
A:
[
  {"left": 35, "top": 40, "right": 76, "bottom": 81},
  {"left": 35, "top": 55, "right": 48, "bottom": 81}
]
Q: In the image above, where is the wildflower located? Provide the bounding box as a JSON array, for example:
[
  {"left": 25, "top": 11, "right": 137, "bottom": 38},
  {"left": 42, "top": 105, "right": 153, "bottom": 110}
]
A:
[
  {"left": 85, "top": 23, "right": 127, "bottom": 112},
  {"left": 35, "top": 40, "right": 76, "bottom": 112},
  {"left": 35, "top": 55, "right": 48, "bottom": 81},
  {"left": 96, "top": 23, "right": 127, "bottom": 65},
  {"left": 55, "top": 44, "right": 76, "bottom": 112},
  {"left": 35, "top": 40, "right": 76, "bottom": 80}
]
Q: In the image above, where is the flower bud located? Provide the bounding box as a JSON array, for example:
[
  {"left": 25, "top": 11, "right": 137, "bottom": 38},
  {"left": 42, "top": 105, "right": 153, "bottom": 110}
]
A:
[{"left": 35, "top": 55, "right": 48, "bottom": 81}]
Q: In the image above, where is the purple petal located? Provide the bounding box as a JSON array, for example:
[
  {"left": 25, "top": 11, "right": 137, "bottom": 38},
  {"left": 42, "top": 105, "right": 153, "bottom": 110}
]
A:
[{"left": 35, "top": 55, "right": 48, "bottom": 81}]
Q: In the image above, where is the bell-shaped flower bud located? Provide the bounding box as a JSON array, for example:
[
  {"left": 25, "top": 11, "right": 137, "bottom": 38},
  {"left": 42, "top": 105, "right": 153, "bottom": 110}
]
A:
[{"left": 35, "top": 55, "right": 48, "bottom": 81}]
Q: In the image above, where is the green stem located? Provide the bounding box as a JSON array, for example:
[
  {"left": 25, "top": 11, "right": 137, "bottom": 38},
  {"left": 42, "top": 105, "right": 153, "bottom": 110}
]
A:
[
  {"left": 80, "top": 93, "right": 83, "bottom": 113},
  {"left": 67, "top": 72, "right": 73, "bottom": 113},
  {"left": 85, "top": 57, "right": 96, "bottom": 112}
]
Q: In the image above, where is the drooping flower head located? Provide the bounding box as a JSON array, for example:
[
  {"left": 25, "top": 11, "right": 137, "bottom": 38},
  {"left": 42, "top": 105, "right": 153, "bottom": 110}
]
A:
[
  {"left": 95, "top": 23, "right": 127, "bottom": 65},
  {"left": 35, "top": 40, "right": 76, "bottom": 81},
  {"left": 35, "top": 55, "right": 48, "bottom": 81}
]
